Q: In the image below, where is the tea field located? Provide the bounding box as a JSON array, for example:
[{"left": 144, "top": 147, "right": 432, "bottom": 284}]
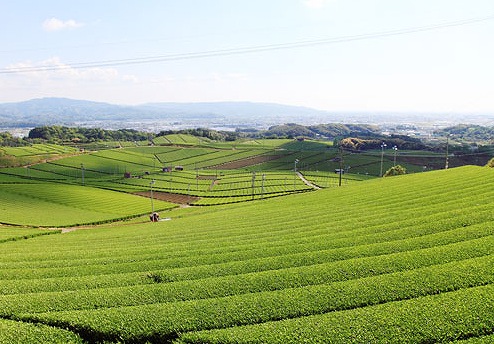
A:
[
  {"left": 0, "top": 182, "right": 176, "bottom": 227},
  {"left": 0, "top": 164, "right": 493, "bottom": 343},
  {"left": 1, "top": 139, "right": 377, "bottom": 212},
  {"left": 0, "top": 143, "right": 78, "bottom": 167}
]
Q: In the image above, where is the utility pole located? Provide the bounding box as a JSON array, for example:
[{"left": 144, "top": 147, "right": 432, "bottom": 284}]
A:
[
  {"left": 81, "top": 163, "right": 85, "bottom": 186},
  {"left": 293, "top": 159, "right": 299, "bottom": 192},
  {"left": 392, "top": 145, "right": 398, "bottom": 167},
  {"left": 169, "top": 167, "right": 173, "bottom": 191},
  {"left": 380, "top": 142, "right": 387, "bottom": 177},
  {"left": 339, "top": 145, "right": 343, "bottom": 187},
  {"left": 445, "top": 135, "right": 450, "bottom": 169},
  {"left": 251, "top": 171, "right": 256, "bottom": 199},
  {"left": 195, "top": 164, "right": 199, "bottom": 191},
  {"left": 150, "top": 179, "right": 155, "bottom": 213},
  {"left": 261, "top": 173, "right": 265, "bottom": 199}
]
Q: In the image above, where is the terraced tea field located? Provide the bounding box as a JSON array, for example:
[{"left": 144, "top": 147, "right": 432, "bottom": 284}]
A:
[
  {"left": 0, "top": 165, "right": 493, "bottom": 343},
  {"left": 0, "top": 139, "right": 489, "bottom": 205},
  {"left": 0, "top": 143, "right": 79, "bottom": 167}
]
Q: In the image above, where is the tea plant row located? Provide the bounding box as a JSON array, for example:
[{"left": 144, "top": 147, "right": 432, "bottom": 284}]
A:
[
  {"left": 178, "top": 284, "right": 494, "bottom": 343},
  {"left": 0, "top": 165, "right": 493, "bottom": 342}
]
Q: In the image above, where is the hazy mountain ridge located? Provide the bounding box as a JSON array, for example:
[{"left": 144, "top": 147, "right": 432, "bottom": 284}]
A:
[
  {"left": 0, "top": 98, "right": 143, "bottom": 124},
  {"left": 0, "top": 98, "right": 331, "bottom": 127},
  {"left": 141, "top": 101, "right": 329, "bottom": 116}
]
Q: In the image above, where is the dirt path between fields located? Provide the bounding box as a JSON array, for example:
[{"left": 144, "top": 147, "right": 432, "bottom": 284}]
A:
[
  {"left": 297, "top": 172, "right": 321, "bottom": 190},
  {"left": 61, "top": 227, "right": 78, "bottom": 233}
]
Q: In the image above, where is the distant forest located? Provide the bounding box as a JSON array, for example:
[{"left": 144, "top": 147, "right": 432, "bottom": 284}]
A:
[{"left": 435, "top": 124, "right": 494, "bottom": 143}]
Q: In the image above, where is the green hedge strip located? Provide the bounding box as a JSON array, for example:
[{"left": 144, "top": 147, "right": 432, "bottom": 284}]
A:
[
  {"left": 178, "top": 284, "right": 494, "bottom": 344},
  {"left": 20, "top": 255, "right": 494, "bottom": 342}
]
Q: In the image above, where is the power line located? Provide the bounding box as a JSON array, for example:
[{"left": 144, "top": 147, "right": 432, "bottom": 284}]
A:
[{"left": 2, "top": 14, "right": 494, "bottom": 74}]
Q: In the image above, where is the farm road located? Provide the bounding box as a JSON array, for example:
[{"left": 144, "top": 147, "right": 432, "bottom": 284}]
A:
[{"left": 297, "top": 172, "right": 321, "bottom": 190}]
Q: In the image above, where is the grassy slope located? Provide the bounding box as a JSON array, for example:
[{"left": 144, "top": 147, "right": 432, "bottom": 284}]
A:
[{"left": 0, "top": 166, "right": 492, "bottom": 343}]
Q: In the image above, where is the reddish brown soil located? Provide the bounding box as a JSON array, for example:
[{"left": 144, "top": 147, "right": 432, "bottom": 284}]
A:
[{"left": 134, "top": 191, "right": 200, "bottom": 204}]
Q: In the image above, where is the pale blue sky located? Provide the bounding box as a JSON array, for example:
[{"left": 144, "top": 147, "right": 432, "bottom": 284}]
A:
[{"left": 1, "top": 0, "right": 494, "bottom": 113}]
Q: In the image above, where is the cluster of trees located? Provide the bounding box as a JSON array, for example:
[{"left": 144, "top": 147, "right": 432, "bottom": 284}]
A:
[
  {"left": 259, "top": 123, "right": 314, "bottom": 139},
  {"left": 157, "top": 128, "right": 240, "bottom": 141},
  {"left": 0, "top": 132, "right": 27, "bottom": 147},
  {"left": 28, "top": 126, "right": 150, "bottom": 143},
  {"left": 339, "top": 135, "right": 427, "bottom": 151},
  {"left": 436, "top": 124, "right": 494, "bottom": 143},
  {"left": 256, "top": 123, "right": 381, "bottom": 140},
  {"left": 309, "top": 123, "right": 381, "bottom": 139}
]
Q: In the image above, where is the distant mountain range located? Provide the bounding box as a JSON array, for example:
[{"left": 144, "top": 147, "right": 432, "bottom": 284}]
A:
[
  {"left": 0, "top": 97, "right": 335, "bottom": 129},
  {"left": 1, "top": 97, "right": 493, "bottom": 131}
]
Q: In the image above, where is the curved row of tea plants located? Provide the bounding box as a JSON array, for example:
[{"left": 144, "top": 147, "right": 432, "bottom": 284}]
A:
[
  {"left": 0, "top": 318, "right": 83, "bottom": 344},
  {"left": 0, "top": 182, "right": 175, "bottom": 226},
  {"left": 178, "top": 284, "right": 494, "bottom": 344},
  {"left": 0, "top": 165, "right": 493, "bottom": 342}
]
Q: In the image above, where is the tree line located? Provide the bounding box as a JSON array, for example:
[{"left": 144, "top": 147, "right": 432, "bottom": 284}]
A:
[
  {"left": 14, "top": 124, "right": 388, "bottom": 144},
  {"left": 1, "top": 124, "right": 493, "bottom": 154},
  {"left": 28, "top": 126, "right": 150, "bottom": 143}
]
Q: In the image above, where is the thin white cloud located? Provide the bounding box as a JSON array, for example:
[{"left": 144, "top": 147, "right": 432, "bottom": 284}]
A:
[
  {"left": 42, "top": 17, "right": 84, "bottom": 32},
  {"left": 302, "top": 0, "right": 332, "bottom": 9}
]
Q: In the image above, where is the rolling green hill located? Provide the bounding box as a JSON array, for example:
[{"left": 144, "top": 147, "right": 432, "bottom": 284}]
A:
[{"left": 0, "top": 165, "right": 493, "bottom": 343}]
